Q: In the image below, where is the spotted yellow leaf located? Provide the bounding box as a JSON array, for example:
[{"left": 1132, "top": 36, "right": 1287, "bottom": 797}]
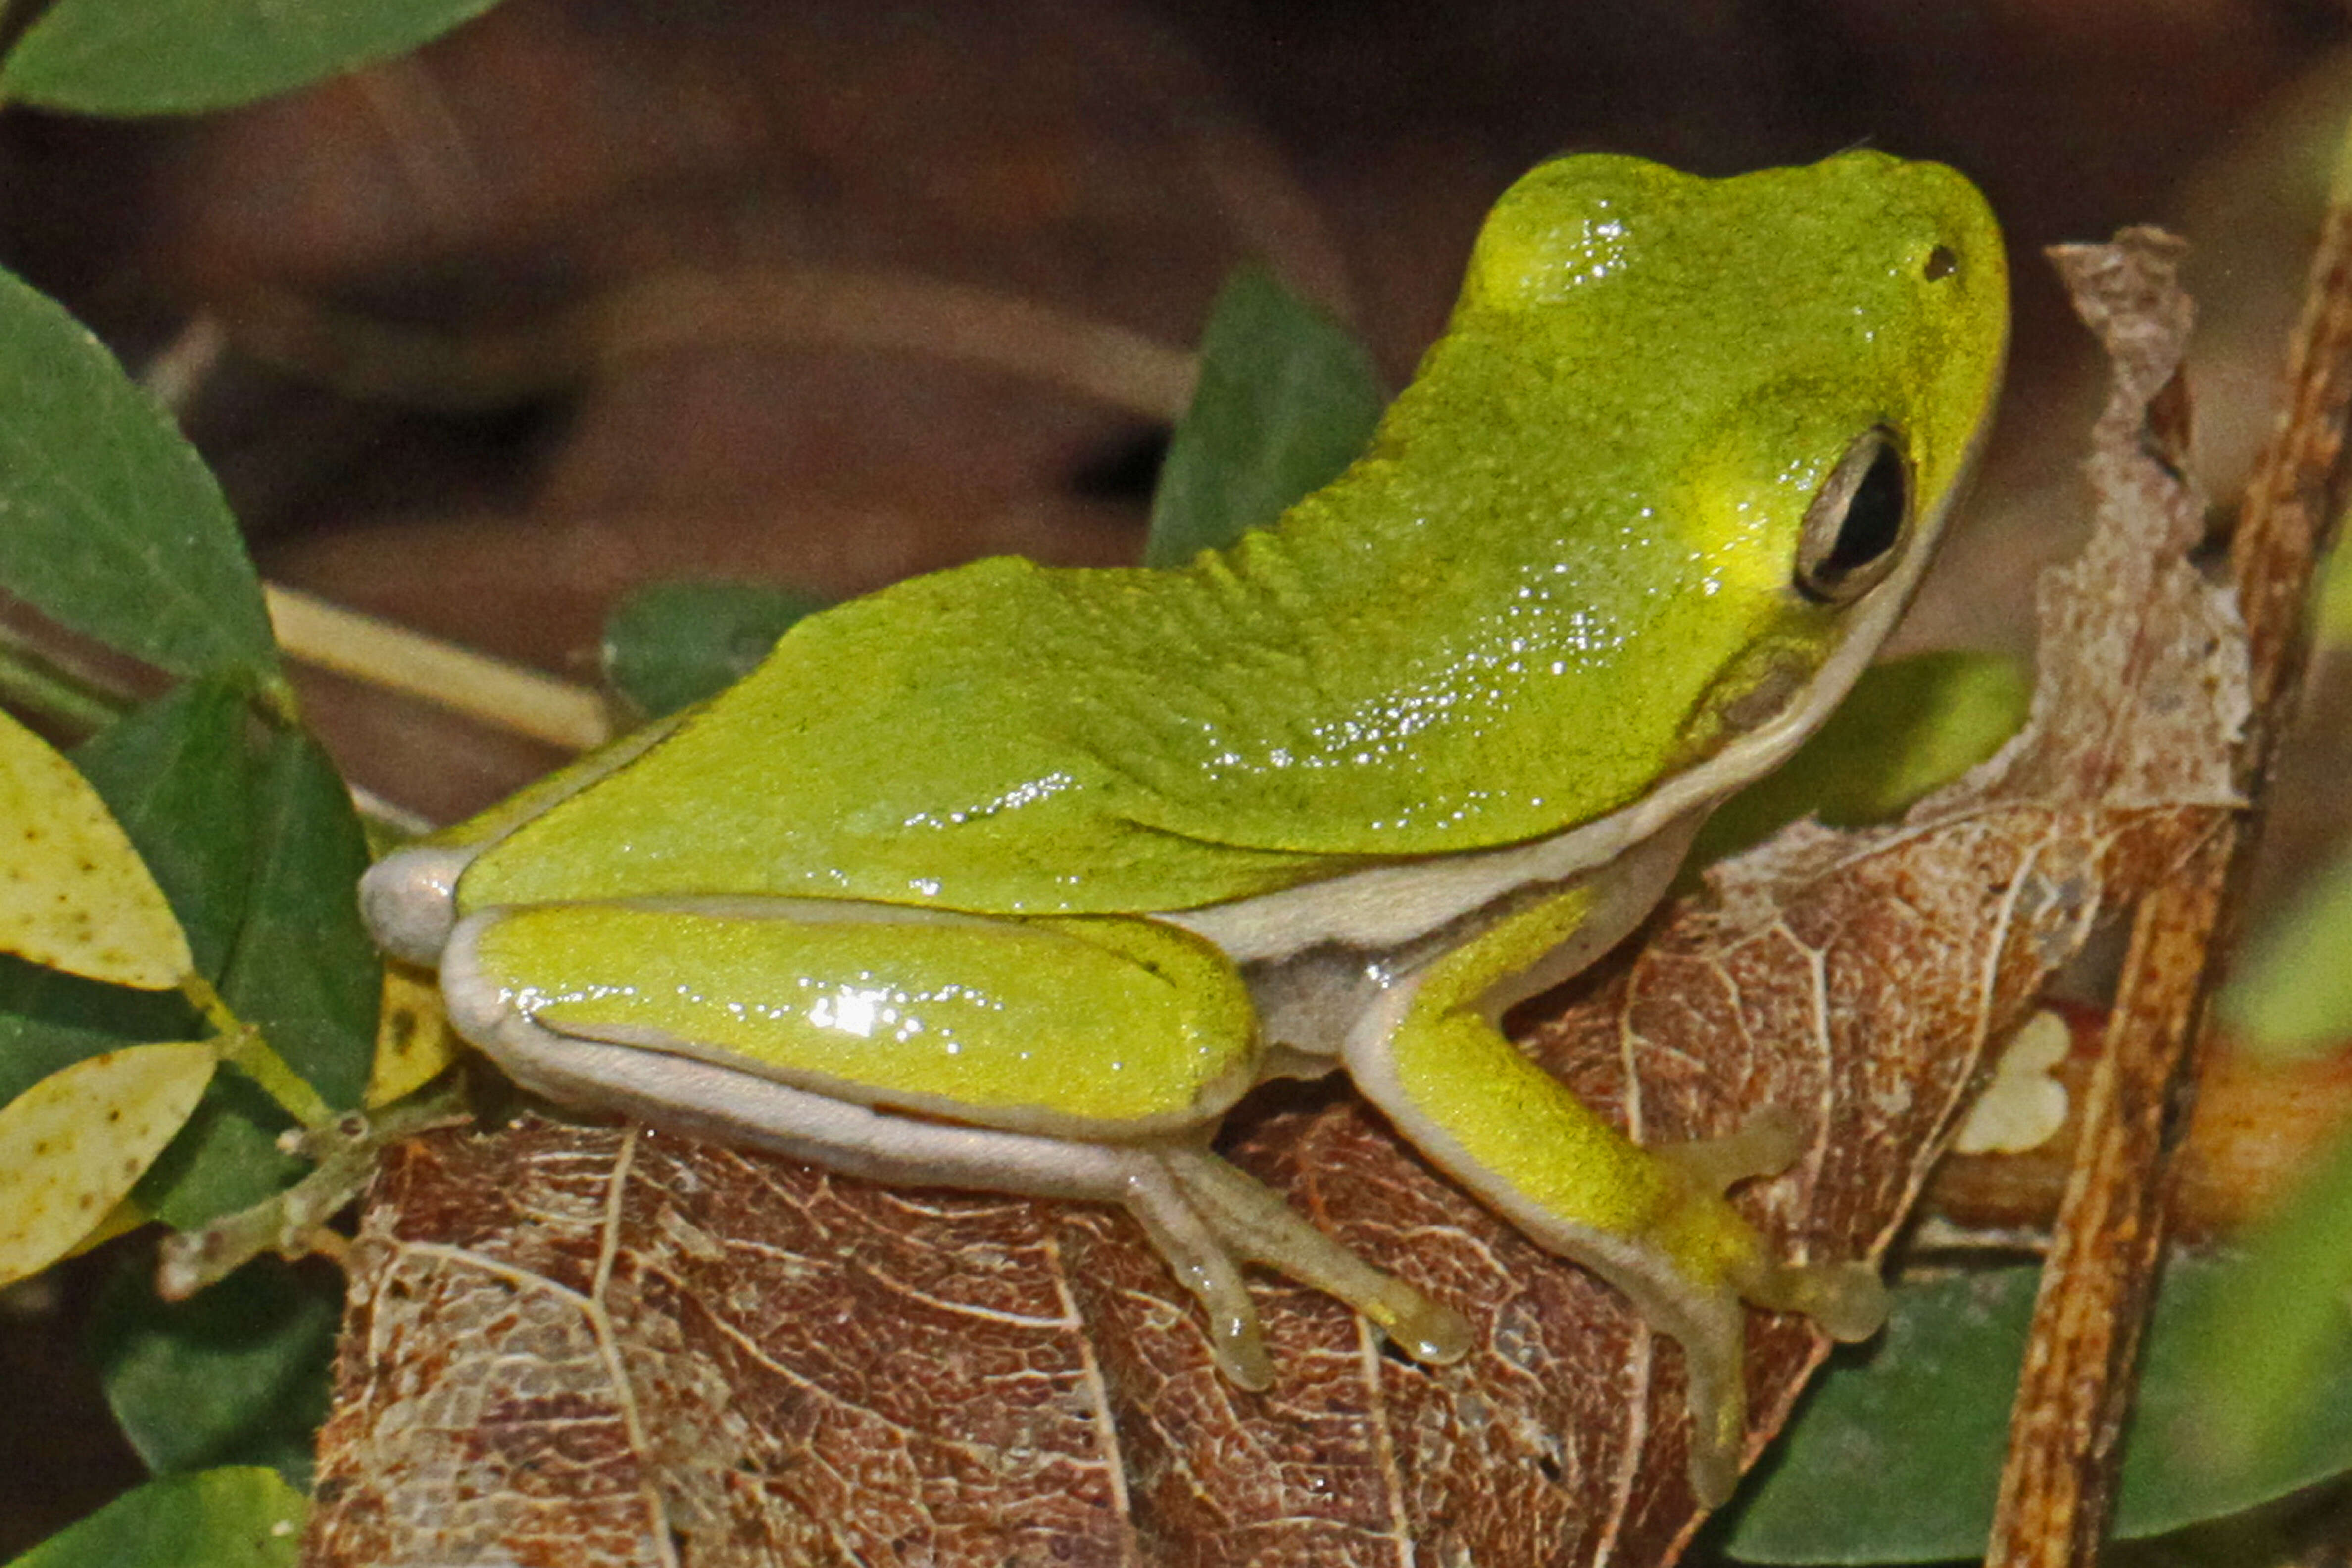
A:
[
  {"left": 0, "top": 708, "right": 192, "bottom": 988},
  {"left": 0, "top": 1042, "right": 215, "bottom": 1289},
  {"left": 369, "top": 961, "right": 460, "bottom": 1108},
  {"left": 66, "top": 1194, "right": 148, "bottom": 1259}
]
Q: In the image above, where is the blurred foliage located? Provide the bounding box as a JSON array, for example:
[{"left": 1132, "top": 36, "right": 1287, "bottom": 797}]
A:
[
  {"left": 0, "top": 0, "right": 506, "bottom": 116},
  {"left": 1145, "top": 266, "right": 1386, "bottom": 566}
]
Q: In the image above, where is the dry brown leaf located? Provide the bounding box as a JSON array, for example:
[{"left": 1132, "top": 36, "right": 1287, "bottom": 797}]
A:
[{"left": 303, "top": 231, "right": 2247, "bottom": 1567}]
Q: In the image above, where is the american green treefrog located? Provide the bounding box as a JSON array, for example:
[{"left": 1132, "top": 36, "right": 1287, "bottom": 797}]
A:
[{"left": 363, "top": 150, "right": 2006, "bottom": 1505}]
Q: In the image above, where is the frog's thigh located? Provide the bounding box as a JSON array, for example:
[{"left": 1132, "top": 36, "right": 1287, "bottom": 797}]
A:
[
  {"left": 451, "top": 901, "right": 1261, "bottom": 1138},
  {"left": 440, "top": 900, "right": 1467, "bottom": 1383},
  {"left": 1341, "top": 884, "right": 1886, "bottom": 1507}
]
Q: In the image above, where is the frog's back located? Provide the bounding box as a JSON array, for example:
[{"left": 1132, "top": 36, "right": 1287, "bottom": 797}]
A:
[
  {"left": 455, "top": 542, "right": 1454, "bottom": 915},
  {"left": 459, "top": 150, "right": 2006, "bottom": 918},
  {"left": 458, "top": 436, "right": 1737, "bottom": 916}
]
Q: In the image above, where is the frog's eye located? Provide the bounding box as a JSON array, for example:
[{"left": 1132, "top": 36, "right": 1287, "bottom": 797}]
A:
[{"left": 1794, "top": 428, "right": 1911, "bottom": 605}]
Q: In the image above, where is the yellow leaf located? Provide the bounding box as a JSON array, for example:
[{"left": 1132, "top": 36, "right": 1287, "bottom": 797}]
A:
[
  {"left": 369, "top": 961, "right": 461, "bottom": 1107},
  {"left": 67, "top": 1194, "right": 149, "bottom": 1258},
  {"left": 0, "top": 1042, "right": 215, "bottom": 1289},
  {"left": 0, "top": 708, "right": 192, "bottom": 988}
]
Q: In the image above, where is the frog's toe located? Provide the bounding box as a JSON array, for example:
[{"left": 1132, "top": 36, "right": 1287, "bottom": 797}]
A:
[
  {"left": 1120, "top": 1158, "right": 1277, "bottom": 1387},
  {"left": 1652, "top": 1279, "right": 1751, "bottom": 1508},
  {"left": 1687, "top": 1421, "right": 1744, "bottom": 1514},
  {"left": 1158, "top": 1147, "right": 1474, "bottom": 1369},
  {"left": 1388, "top": 1295, "right": 1477, "bottom": 1366},
  {"left": 1654, "top": 1106, "right": 1806, "bottom": 1192},
  {"left": 1204, "top": 1300, "right": 1278, "bottom": 1389},
  {"left": 1745, "top": 1254, "right": 1889, "bottom": 1343}
]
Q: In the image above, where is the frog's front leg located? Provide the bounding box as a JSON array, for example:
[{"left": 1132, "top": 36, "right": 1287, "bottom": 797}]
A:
[
  {"left": 1341, "top": 883, "right": 1888, "bottom": 1506},
  {"left": 439, "top": 898, "right": 1469, "bottom": 1383}
]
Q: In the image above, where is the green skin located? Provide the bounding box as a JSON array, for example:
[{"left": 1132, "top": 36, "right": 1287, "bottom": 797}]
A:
[{"left": 364, "top": 150, "right": 2008, "bottom": 1507}]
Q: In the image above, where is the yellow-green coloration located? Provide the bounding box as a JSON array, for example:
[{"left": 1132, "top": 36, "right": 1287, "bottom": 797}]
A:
[
  {"left": 0, "top": 708, "right": 192, "bottom": 990},
  {"left": 1390, "top": 888, "right": 1681, "bottom": 1236},
  {"left": 479, "top": 905, "right": 1256, "bottom": 1132},
  {"left": 456, "top": 152, "right": 2006, "bottom": 917},
  {"left": 0, "top": 1042, "right": 215, "bottom": 1289},
  {"left": 368, "top": 150, "right": 2009, "bottom": 1508}
]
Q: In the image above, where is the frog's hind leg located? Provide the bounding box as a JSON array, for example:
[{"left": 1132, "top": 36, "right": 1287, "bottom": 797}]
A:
[
  {"left": 478, "top": 1013, "right": 1289, "bottom": 1381},
  {"left": 440, "top": 900, "right": 1466, "bottom": 1387}
]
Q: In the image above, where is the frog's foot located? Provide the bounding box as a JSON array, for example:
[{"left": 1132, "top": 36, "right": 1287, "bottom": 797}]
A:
[
  {"left": 1654, "top": 1106, "right": 1889, "bottom": 1343},
  {"left": 1739, "top": 1254, "right": 1889, "bottom": 1344},
  {"left": 1116, "top": 1159, "right": 1279, "bottom": 1387},
  {"left": 1659, "top": 1235, "right": 1886, "bottom": 1506},
  {"left": 1638, "top": 1108, "right": 1888, "bottom": 1502},
  {"left": 1157, "top": 1146, "right": 1476, "bottom": 1368}
]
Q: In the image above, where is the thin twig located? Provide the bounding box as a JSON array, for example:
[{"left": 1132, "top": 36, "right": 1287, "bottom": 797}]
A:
[
  {"left": 139, "top": 314, "right": 228, "bottom": 413},
  {"left": 1983, "top": 143, "right": 2352, "bottom": 1568},
  {"left": 264, "top": 582, "right": 612, "bottom": 752},
  {"left": 227, "top": 267, "right": 1200, "bottom": 421},
  {"left": 155, "top": 1075, "right": 477, "bottom": 1299}
]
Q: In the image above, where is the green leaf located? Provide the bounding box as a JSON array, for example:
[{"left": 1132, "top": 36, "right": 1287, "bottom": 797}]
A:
[
  {"left": 1145, "top": 267, "right": 1385, "bottom": 567},
  {"left": 2180, "top": 1122, "right": 2352, "bottom": 1481},
  {"left": 0, "top": 1009, "right": 149, "bottom": 1109},
  {"left": 0, "top": 680, "right": 264, "bottom": 1071},
  {"left": 55, "top": 709, "right": 374, "bottom": 1227},
  {"left": 0, "top": 689, "right": 365, "bottom": 1229},
  {"left": 1693, "top": 649, "right": 2031, "bottom": 867},
  {"left": 90, "top": 1252, "right": 338, "bottom": 1485},
  {"left": 0, "top": 678, "right": 265, "bottom": 1089},
  {"left": 2218, "top": 845, "right": 2352, "bottom": 1056},
  {"left": 215, "top": 727, "right": 378, "bottom": 1113},
  {"left": 0, "top": 268, "right": 275, "bottom": 680},
  {"left": 0, "top": 0, "right": 506, "bottom": 116},
  {"left": 133, "top": 1071, "right": 304, "bottom": 1232},
  {"left": 602, "top": 579, "right": 826, "bottom": 720},
  {"left": 1726, "top": 1253, "right": 2352, "bottom": 1562},
  {"left": 2, "top": 1467, "right": 305, "bottom": 1568},
  {"left": 0, "top": 956, "right": 193, "bottom": 1090},
  {"left": 74, "top": 674, "right": 263, "bottom": 978}
]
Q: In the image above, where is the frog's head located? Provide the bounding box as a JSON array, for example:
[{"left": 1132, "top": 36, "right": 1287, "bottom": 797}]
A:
[{"left": 1441, "top": 149, "right": 2009, "bottom": 799}]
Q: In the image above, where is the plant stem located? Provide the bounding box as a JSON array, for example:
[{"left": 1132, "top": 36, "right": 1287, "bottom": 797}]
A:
[
  {"left": 181, "top": 972, "right": 336, "bottom": 1130},
  {"left": 264, "top": 582, "right": 611, "bottom": 752}
]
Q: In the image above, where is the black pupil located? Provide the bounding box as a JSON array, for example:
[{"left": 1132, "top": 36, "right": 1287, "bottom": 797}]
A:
[{"left": 1820, "top": 444, "right": 1907, "bottom": 583}]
